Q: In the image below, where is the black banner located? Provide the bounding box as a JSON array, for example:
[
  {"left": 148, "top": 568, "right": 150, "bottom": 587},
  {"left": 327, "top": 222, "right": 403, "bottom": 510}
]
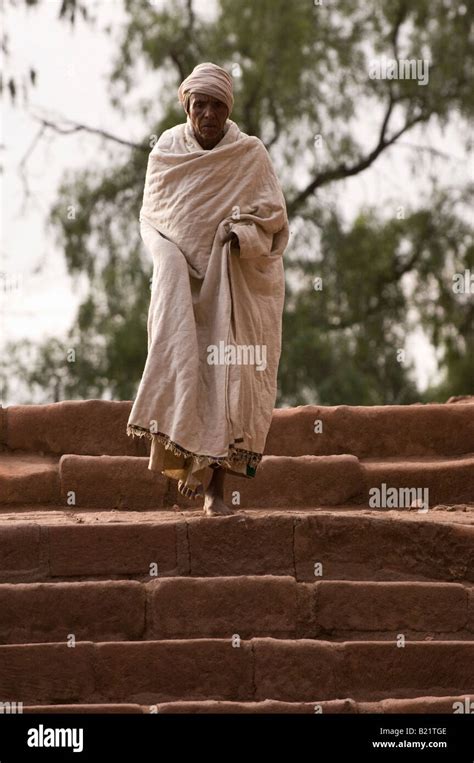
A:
[{"left": 0, "top": 712, "right": 472, "bottom": 761}]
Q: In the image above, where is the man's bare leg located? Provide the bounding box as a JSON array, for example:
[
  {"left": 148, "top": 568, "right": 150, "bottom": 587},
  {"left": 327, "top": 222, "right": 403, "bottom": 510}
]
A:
[{"left": 203, "top": 465, "right": 234, "bottom": 516}]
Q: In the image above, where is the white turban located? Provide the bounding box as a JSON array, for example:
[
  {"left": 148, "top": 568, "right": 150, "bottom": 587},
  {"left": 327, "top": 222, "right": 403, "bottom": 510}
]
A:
[{"left": 178, "top": 62, "right": 234, "bottom": 116}]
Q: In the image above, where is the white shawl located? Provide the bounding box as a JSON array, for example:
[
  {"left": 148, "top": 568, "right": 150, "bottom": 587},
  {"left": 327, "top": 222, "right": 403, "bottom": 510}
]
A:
[{"left": 127, "top": 116, "right": 289, "bottom": 485}]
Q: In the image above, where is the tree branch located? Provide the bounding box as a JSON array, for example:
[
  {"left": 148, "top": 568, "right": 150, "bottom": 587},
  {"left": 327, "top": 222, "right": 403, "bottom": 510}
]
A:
[
  {"left": 169, "top": 49, "right": 186, "bottom": 82},
  {"left": 265, "top": 91, "right": 282, "bottom": 150},
  {"left": 185, "top": 0, "right": 195, "bottom": 35},
  {"left": 286, "top": 5, "right": 420, "bottom": 217},
  {"left": 17, "top": 112, "right": 147, "bottom": 208},
  {"left": 390, "top": 2, "right": 408, "bottom": 59},
  {"left": 30, "top": 112, "right": 146, "bottom": 150},
  {"left": 287, "top": 110, "right": 428, "bottom": 216}
]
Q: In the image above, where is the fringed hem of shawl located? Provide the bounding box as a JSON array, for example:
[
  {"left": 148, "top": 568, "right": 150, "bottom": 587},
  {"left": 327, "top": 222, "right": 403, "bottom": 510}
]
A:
[{"left": 126, "top": 424, "right": 262, "bottom": 469}]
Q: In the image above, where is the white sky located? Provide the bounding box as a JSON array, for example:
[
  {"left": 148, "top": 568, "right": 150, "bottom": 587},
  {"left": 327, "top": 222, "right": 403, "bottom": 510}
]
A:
[{"left": 1, "top": 0, "right": 472, "bottom": 405}]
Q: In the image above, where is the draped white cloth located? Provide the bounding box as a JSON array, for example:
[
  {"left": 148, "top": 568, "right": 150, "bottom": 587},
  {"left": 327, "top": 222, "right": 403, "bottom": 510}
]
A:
[{"left": 127, "top": 116, "right": 289, "bottom": 491}]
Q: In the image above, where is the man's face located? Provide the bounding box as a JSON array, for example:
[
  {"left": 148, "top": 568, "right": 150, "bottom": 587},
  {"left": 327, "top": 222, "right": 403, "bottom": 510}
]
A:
[{"left": 188, "top": 92, "right": 229, "bottom": 148}]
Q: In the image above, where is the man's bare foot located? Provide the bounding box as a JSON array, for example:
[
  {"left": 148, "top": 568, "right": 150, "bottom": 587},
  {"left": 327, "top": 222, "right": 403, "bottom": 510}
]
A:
[
  {"left": 202, "top": 465, "right": 234, "bottom": 516},
  {"left": 203, "top": 493, "right": 234, "bottom": 516},
  {"left": 177, "top": 480, "right": 203, "bottom": 500}
]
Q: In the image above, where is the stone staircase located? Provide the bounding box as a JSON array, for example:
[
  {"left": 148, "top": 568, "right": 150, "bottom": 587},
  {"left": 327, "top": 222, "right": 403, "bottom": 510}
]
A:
[{"left": 0, "top": 400, "right": 473, "bottom": 714}]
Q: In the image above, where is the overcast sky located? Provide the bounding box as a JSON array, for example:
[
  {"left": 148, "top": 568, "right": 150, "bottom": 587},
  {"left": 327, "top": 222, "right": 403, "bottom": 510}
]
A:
[{"left": 2, "top": 0, "right": 471, "bottom": 405}]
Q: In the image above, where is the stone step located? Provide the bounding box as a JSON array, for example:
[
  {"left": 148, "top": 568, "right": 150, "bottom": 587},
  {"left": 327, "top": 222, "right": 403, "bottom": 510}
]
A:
[
  {"left": 2, "top": 450, "right": 472, "bottom": 509},
  {"left": 266, "top": 403, "right": 474, "bottom": 458},
  {"left": 17, "top": 695, "right": 474, "bottom": 713},
  {"left": 0, "top": 451, "right": 365, "bottom": 508},
  {"left": 0, "top": 401, "right": 141, "bottom": 458},
  {"left": 0, "top": 578, "right": 471, "bottom": 644},
  {"left": 2, "top": 400, "right": 473, "bottom": 459},
  {"left": 0, "top": 639, "right": 472, "bottom": 704},
  {"left": 363, "top": 455, "right": 474, "bottom": 507},
  {"left": 57, "top": 453, "right": 365, "bottom": 509},
  {"left": 16, "top": 704, "right": 144, "bottom": 714},
  {"left": 0, "top": 452, "right": 60, "bottom": 504},
  {"left": 147, "top": 695, "right": 474, "bottom": 713},
  {"left": 0, "top": 581, "right": 145, "bottom": 644},
  {"left": 0, "top": 513, "right": 472, "bottom": 583}
]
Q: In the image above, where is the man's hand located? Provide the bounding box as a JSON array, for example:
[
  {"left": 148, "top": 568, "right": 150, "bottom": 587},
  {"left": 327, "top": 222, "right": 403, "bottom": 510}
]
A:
[{"left": 221, "top": 230, "right": 240, "bottom": 247}]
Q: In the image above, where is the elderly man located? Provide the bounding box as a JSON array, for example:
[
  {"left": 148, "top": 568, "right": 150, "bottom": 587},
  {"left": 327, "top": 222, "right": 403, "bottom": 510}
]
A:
[{"left": 127, "top": 62, "right": 289, "bottom": 516}]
